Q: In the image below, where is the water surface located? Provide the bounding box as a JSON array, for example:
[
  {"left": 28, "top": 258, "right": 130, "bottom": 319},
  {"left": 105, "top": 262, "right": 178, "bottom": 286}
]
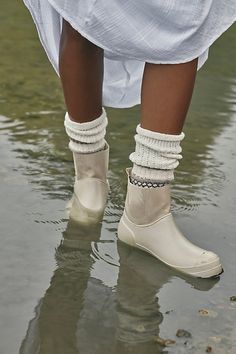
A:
[{"left": 1, "top": 2, "right": 236, "bottom": 353}]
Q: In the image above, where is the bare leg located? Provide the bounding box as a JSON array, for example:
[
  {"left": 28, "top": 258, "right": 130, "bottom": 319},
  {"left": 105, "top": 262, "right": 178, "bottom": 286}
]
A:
[
  {"left": 141, "top": 58, "right": 198, "bottom": 134},
  {"left": 117, "top": 56, "right": 222, "bottom": 278},
  {"left": 59, "top": 19, "right": 104, "bottom": 123}
]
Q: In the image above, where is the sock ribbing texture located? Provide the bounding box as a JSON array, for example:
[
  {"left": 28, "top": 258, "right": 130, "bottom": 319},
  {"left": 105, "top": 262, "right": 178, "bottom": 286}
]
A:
[
  {"left": 129, "top": 124, "right": 185, "bottom": 183},
  {"left": 64, "top": 107, "right": 108, "bottom": 153}
]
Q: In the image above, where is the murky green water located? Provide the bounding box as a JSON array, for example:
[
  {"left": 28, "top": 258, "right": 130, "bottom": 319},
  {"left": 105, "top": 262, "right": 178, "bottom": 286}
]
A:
[{"left": 1, "top": 2, "right": 236, "bottom": 353}]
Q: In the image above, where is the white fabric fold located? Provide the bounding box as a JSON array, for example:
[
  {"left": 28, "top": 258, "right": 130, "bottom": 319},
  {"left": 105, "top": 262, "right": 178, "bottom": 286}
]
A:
[{"left": 23, "top": 0, "right": 236, "bottom": 108}]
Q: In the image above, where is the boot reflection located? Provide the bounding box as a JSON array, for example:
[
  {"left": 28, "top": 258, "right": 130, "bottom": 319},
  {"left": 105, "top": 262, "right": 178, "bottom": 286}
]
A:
[
  {"left": 20, "top": 218, "right": 104, "bottom": 354},
  {"left": 19, "top": 217, "right": 220, "bottom": 354},
  {"left": 115, "top": 240, "right": 220, "bottom": 353}
]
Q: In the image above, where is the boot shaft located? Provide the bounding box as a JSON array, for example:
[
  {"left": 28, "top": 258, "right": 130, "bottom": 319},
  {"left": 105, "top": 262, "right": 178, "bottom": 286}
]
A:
[
  {"left": 124, "top": 167, "right": 171, "bottom": 225},
  {"left": 73, "top": 141, "right": 109, "bottom": 181}
]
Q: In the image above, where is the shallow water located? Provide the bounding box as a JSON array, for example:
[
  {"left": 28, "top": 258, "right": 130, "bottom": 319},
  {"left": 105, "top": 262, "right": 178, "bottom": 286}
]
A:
[{"left": 1, "top": 2, "right": 236, "bottom": 353}]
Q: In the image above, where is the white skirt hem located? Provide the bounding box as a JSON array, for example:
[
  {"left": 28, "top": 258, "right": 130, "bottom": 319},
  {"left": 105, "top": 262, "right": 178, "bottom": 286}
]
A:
[{"left": 23, "top": 0, "right": 236, "bottom": 108}]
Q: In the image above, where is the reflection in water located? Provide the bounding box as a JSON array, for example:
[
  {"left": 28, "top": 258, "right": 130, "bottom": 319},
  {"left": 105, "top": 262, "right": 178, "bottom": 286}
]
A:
[
  {"left": 20, "top": 216, "right": 218, "bottom": 354},
  {"left": 20, "top": 219, "right": 108, "bottom": 354},
  {"left": 1, "top": 2, "right": 236, "bottom": 353}
]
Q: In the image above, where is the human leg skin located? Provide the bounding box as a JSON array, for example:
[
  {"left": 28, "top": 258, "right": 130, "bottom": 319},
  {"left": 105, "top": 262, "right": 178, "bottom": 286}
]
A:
[
  {"left": 118, "top": 58, "right": 223, "bottom": 278},
  {"left": 141, "top": 59, "right": 198, "bottom": 133},
  {"left": 59, "top": 19, "right": 109, "bottom": 222},
  {"left": 59, "top": 19, "right": 104, "bottom": 123}
]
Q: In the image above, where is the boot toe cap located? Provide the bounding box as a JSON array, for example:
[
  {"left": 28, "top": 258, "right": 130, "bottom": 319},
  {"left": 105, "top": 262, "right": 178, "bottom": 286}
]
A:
[
  {"left": 185, "top": 251, "right": 223, "bottom": 278},
  {"left": 200, "top": 250, "right": 220, "bottom": 264}
]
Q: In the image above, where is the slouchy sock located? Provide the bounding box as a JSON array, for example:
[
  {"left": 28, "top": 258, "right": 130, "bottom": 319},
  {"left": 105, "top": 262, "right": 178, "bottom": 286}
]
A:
[
  {"left": 64, "top": 107, "right": 108, "bottom": 153},
  {"left": 129, "top": 124, "right": 185, "bottom": 185}
]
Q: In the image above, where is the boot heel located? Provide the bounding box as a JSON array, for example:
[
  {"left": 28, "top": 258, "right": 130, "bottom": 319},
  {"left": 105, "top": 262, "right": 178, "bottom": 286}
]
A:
[{"left": 118, "top": 215, "right": 136, "bottom": 247}]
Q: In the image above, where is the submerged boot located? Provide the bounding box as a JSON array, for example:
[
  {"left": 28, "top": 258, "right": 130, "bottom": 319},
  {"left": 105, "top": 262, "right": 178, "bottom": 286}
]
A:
[
  {"left": 67, "top": 141, "right": 110, "bottom": 223},
  {"left": 117, "top": 167, "right": 223, "bottom": 278}
]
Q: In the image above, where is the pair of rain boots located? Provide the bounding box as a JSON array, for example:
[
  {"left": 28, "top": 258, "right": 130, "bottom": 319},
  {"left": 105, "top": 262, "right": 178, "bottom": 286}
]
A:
[{"left": 67, "top": 141, "right": 223, "bottom": 279}]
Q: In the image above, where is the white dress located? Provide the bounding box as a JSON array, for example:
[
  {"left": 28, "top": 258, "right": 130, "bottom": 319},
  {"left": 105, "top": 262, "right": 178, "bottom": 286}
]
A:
[{"left": 23, "top": 0, "right": 236, "bottom": 108}]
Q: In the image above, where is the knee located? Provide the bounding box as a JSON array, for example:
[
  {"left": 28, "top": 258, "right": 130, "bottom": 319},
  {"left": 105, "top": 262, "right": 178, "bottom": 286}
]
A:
[{"left": 61, "top": 19, "right": 99, "bottom": 50}]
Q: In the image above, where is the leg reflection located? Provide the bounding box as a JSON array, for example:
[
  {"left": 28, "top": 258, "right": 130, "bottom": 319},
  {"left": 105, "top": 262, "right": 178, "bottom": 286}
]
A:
[
  {"left": 20, "top": 217, "right": 220, "bottom": 354},
  {"left": 20, "top": 218, "right": 108, "bottom": 354}
]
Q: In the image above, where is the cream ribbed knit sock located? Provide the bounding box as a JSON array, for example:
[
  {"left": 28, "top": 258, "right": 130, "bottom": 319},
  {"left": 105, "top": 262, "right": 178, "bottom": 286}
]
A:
[
  {"left": 64, "top": 107, "right": 108, "bottom": 153},
  {"left": 129, "top": 124, "right": 185, "bottom": 186}
]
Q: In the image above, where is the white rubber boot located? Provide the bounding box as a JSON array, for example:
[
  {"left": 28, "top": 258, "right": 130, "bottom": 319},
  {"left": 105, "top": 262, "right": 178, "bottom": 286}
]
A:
[
  {"left": 117, "top": 167, "right": 223, "bottom": 278},
  {"left": 67, "top": 141, "right": 110, "bottom": 223}
]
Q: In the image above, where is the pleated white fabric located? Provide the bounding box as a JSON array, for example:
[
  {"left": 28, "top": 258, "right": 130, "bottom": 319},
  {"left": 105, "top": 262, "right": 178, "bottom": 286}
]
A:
[{"left": 23, "top": 0, "right": 236, "bottom": 108}]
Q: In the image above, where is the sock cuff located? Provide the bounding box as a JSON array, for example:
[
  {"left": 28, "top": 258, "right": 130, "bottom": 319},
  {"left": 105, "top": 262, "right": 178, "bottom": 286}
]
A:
[
  {"left": 69, "top": 139, "right": 106, "bottom": 154},
  {"left": 136, "top": 124, "right": 185, "bottom": 141},
  {"left": 129, "top": 125, "right": 185, "bottom": 183},
  {"left": 129, "top": 150, "right": 181, "bottom": 169},
  {"left": 131, "top": 165, "right": 175, "bottom": 182},
  {"left": 64, "top": 107, "right": 107, "bottom": 131},
  {"left": 134, "top": 134, "right": 183, "bottom": 156},
  {"left": 64, "top": 107, "right": 108, "bottom": 154}
]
